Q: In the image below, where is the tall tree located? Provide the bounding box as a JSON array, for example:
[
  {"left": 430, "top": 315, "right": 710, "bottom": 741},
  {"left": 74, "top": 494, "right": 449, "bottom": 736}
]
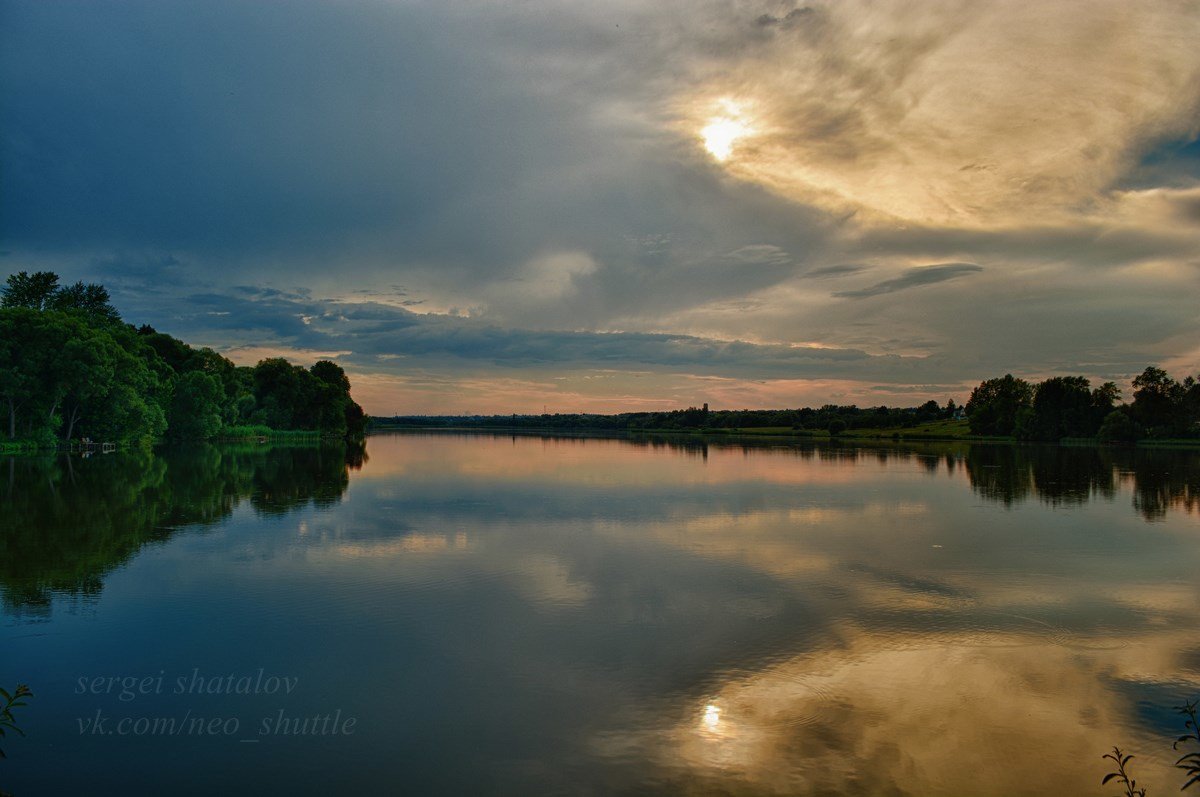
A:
[
  {"left": 167, "top": 372, "right": 224, "bottom": 439},
  {"left": 1, "top": 271, "right": 60, "bottom": 310},
  {"left": 1131, "top": 366, "right": 1183, "bottom": 432},
  {"left": 49, "top": 281, "right": 121, "bottom": 325},
  {"left": 965, "top": 374, "right": 1034, "bottom": 436},
  {"left": 1024, "top": 376, "right": 1094, "bottom": 440},
  {"left": 0, "top": 310, "right": 40, "bottom": 438}
]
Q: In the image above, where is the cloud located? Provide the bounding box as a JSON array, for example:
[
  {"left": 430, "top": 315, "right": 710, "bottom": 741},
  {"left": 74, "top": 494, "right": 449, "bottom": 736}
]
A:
[
  {"left": 722, "top": 244, "right": 792, "bottom": 267},
  {"left": 832, "top": 263, "right": 983, "bottom": 298},
  {"left": 669, "top": 0, "right": 1200, "bottom": 227},
  {"left": 800, "top": 264, "right": 864, "bottom": 279}
]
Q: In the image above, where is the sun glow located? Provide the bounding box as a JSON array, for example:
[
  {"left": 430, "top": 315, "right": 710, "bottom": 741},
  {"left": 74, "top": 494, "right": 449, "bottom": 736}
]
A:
[{"left": 700, "top": 101, "right": 752, "bottom": 161}]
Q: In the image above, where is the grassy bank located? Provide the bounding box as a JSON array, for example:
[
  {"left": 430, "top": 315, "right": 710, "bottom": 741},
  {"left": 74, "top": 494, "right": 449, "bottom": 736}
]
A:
[
  {"left": 0, "top": 440, "right": 43, "bottom": 454},
  {"left": 214, "top": 425, "right": 328, "bottom": 442}
]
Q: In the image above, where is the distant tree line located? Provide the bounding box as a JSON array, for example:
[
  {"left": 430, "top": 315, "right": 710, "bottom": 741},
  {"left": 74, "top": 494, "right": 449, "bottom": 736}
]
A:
[
  {"left": 1, "top": 271, "right": 366, "bottom": 445},
  {"left": 380, "top": 399, "right": 959, "bottom": 434},
  {"left": 964, "top": 369, "right": 1200, "bottom": 442},
  {"left": 379, "top": 367, "right": 1200, "bottom": 445}
]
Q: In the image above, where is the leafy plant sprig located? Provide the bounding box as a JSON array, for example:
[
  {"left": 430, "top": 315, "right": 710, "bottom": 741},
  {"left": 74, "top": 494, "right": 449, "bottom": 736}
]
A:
[
  {"left": 1176, "top": 700, "right": 1200, "bottom": 791},
  {"left": 1103, "top": 746, "right": 1148, "bottom": 797},
  {"left": 0, "top": 685, "right": 33, "bottom": 759}
]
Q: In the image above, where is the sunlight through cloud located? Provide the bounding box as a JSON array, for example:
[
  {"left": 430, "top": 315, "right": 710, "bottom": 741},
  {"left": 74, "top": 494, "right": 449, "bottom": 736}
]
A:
[{"left": 701, "top": 101, "right": 753, "bottom": 162}]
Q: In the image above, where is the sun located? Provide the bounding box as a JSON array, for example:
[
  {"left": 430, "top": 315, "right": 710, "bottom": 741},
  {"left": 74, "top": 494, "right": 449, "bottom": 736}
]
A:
[{"left": 700, "top": 101, "right": 752, "bottom": 161}]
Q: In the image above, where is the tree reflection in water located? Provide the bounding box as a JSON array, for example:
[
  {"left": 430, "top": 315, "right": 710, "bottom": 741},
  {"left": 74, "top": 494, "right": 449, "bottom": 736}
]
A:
[
  {"left": 2, "top": 434, "right": 1196, "bottom": 616},
  {"left": 0, "top": 441, "right": 366, "bottom": 612}
]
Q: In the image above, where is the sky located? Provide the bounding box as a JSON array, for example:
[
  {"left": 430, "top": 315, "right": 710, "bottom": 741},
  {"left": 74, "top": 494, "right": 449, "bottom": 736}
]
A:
[{"left": 2, "top": 0, "right": 1199, "bottom": 415}]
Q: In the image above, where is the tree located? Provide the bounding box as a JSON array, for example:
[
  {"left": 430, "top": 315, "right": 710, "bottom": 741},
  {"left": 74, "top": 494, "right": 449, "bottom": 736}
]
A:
[
  {"left": 1, "top": 271, "right": 60, "bottom": 310},
  {"left": 0, "top": 308, "right": 166, "bottom": 442},
  {"left": 1184, "top": 376, "right": 1200, "bottom": 432},
  {"left": 167, "top": 372, "right": 224, "bottom": 439},
  {"left": 252, "top": 358, "right": 308, "bottom": 429},
  {"left": 1, "top": 310, "right": 98, "bottom": 441},
  {"left": 1131, "top": 366, "right": 1183, "bottom": 433},
  {"left": 311, "top": 360, "right": 351, "bottom": 393},
  {"left": 51, "top": 331, "right": 115, "bottom": 442},
  {"left": 0, "top": 310, "right": 39, "bottom": 439},
  {"left": 49, "top": 281, "right": 121, "bottom": 325},
  {"left": 1, "top": 272, "right": 365, "bottom": 445},
  {"left": 310, "top": 360, "right": 357, "bottom": 435},
  {"left": 965, "top": 374, "right": 1033, "bottom": 436},
  {"left": 1098, "top": 410, "right": 1139, "bottom": 444},
  {"left": 916, "top": 399, "right": 941, "bottom": 422},
  {"left": 1024, "top": 376, "right": 1094, "bottom": 440},
  {"left": 3, "top": 272, "right": 120, "bottom": 324}
]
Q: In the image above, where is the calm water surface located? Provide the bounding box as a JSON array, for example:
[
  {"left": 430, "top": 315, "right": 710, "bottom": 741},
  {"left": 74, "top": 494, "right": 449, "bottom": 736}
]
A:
[{"left": 2, "top": 433, "right": 1199, "bottom": 795}]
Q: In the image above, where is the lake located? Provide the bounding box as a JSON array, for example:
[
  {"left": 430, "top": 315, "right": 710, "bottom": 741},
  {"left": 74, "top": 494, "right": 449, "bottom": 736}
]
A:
[{"left": 2, "top": 432, "right": 1199, "bottom": 795}]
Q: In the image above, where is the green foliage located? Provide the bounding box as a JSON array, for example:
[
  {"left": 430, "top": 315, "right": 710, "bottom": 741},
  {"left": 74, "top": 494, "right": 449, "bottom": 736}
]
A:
[
  {"left": 48, "top": 281, "right": 121, "bottom": 324},
  {"left": 960, "top": 369, "right": 1194, "bottom": 442},
  {"left": 827, "top": 418, "right": 847, "bottom": 435},
  {"left": 0, "top": 684, "right": 33, "bottom": 759},
  {"left": 1, "top": 271, "right": 61, "bottom": 311},
  {"left": 0, "top": 308, "right": 165, "bottom": 443},
  {"left": 250, "top": 358, "right": 365, "bottom": 437},
  {"left": 1131, "top": 366, "right": 1198, "bottom": 437},
  {"left": 3, "top": 271, "right": 119, "bottom": 325},
  {"left": 965, "top": 374, "right": 1033, "bottom": 436},
  {"left": 1008, "top": 376, "right": 1122, "bottom": 441},
  {"left": 1098, "top": 410, "right": 1140, "bottom": 444},
  {"left": 168, "top": 372, "right": 224, "bottom": 440},
  {"left": 1027, "top": 376, "right": 1094, "bottom": 439},
  {"left": 2, "top": 272, "right": 365, "bottom": 445}
]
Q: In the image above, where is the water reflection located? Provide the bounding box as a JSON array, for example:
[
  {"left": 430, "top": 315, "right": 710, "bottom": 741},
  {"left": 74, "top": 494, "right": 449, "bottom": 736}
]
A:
[
  {"left": 1, "top": 433, "right": 1198, "bottom": 796},
  {"left": 367, "top": 431, "right": 1199, "bottom": 520},
  {"left": 959, "top": 443, "right": 1200, "bottom": 519},
  {"left": 0, "top": 442, "right": 364, "bottom": 612},
  {"left": 670, "top": 434, "right": 1191, "bottom": 520}
]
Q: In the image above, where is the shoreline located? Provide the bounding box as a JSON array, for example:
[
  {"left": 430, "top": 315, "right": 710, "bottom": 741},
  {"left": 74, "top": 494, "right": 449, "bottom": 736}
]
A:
[
  {"left": 364, "top": 424, "right": 1200, "bottom": 449},
  {"left": 6, "top": 426, "right": 1199, "bottom": 454},
  {"left": 0, "top": 430, "right": 356, "bottom": 455}
]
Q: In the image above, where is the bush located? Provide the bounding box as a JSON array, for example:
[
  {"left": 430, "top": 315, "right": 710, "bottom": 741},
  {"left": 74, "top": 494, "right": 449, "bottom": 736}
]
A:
[{"left": 1098, "top": 410, "right": 1139, "bottom": 444}]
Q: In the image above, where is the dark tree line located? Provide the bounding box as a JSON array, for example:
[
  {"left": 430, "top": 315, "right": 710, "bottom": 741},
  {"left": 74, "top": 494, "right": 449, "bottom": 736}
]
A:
[
  {"left": 1, "top": 271, "right": 366, "bottom": 444},
  {"left": 965, "top": 368, "right": 1200, "bottom": 441},
  {"left": 381, "top": 399, "right": 959, "bottom": 434}
]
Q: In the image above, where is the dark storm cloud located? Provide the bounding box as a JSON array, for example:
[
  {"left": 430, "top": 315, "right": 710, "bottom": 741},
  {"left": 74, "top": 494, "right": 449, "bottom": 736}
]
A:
[
  {"left": 832, "top": 263, "right": 982, "bottom": 299},
  {"left": 0, "top": 0, "right": 828, "bottom": 318},
  {"left": 117, "top": 285, "right": 946, "bottom": 383},
  {"left": 0, "top": 1, "right": 557, "bottom": 262}
]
